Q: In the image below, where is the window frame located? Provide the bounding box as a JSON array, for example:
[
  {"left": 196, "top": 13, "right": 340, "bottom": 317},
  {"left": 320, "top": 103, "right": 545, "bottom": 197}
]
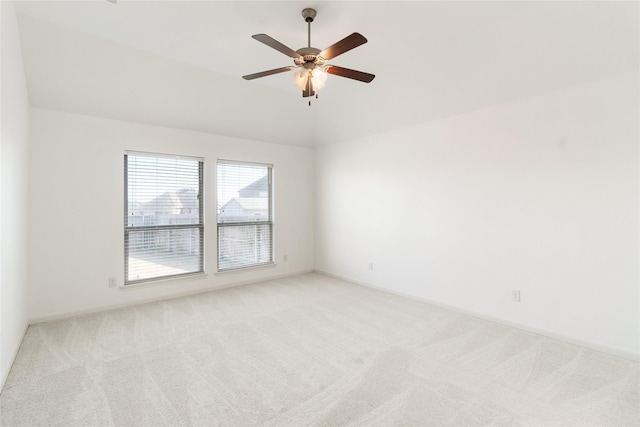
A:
[
  {"left": 216, "top": 160, "right": 274, "bottom": 272},
  {"left": 124, "top": 151, "right": 205, "bottom": 286}
]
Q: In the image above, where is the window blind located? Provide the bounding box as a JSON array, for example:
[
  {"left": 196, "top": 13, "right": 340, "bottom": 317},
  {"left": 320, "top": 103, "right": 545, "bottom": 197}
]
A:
[
  {"left": 217, "top": 161, "right": 273, "bottom": 271},
  {"left": 125, "top": 152, "right": 204, "bottom": 284}
]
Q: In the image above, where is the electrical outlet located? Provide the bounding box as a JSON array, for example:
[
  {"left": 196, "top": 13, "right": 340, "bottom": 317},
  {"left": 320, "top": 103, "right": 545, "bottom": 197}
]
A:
[
  {"left": 283, "top": 254, "right": 288, "bottom": 262},
  {"left": 512, "top": 290, "right": 521, "bottom": 302},
  {"left": 108, "top": 277, "right": 117, "bottom": 288},
  {"left": 368, "top": 262, "right": 374, "bottom": 271}
]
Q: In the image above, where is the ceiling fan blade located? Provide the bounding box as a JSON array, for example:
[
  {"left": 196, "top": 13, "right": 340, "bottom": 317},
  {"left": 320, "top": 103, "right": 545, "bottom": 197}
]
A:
[
  {"left": 252, "top": 34, "right": 302, "bottom": 59},
  {"left": 326, "top": 66, "right": 375, "bottom": 83},
  {"left": 242, "top": 66, "right": 295, "bottom": 80},
  {"left": 318, "top": 33, "right": 368, "bottom": 60}
]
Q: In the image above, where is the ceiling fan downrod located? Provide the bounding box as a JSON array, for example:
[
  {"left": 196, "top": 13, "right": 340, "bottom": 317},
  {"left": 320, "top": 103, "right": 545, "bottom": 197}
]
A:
[{"left": 302, "top": 8, "right": 316, "bottom": 48}]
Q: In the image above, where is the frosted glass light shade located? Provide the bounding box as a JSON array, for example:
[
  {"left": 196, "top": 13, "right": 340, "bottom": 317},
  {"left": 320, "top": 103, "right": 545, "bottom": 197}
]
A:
[
  {"left": 293, "top": 68, "right": 308, "bottom": 89},
  {"left": 293, "top": 67, "right": 328, "bottom": 91},
  {"left": 311, "top": 67, "right": 328, "bottom": 90}
]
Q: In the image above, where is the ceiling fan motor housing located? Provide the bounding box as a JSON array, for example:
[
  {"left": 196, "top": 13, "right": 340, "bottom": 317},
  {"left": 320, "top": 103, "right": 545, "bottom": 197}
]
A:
[{"left": 295, "top": 47, "right": 323, "bottom": 67}]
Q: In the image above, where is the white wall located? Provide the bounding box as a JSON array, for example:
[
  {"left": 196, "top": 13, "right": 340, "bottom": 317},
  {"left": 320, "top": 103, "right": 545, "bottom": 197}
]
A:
[
  {"left": 1, "top": 1, "right": 30, "bottom": 387},
  {"left": 315, "top": 72, "right": 639, "bottom": 360},
  {"left": 28, "top": 108, "right": 314, "bottom": 321}
]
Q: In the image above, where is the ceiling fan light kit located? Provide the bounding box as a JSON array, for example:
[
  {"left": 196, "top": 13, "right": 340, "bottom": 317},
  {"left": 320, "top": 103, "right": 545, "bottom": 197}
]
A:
[{"left": 242, "top": 8, "right": 375, "bottom": 104}]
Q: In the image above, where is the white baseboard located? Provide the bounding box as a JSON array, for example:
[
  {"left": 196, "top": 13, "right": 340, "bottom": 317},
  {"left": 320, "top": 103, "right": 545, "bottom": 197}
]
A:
[
  {"left": 1, "top": 322, "right": 29, "bottom": 393},
  {"left": 29, "top": 269, "right": 315, "bottom": 325},
  {"left": 315, "top": 270, "right": 639, "bottom": 363}
]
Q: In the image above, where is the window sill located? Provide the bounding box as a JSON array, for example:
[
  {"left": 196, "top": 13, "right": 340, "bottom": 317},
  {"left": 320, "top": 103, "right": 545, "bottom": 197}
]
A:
[
  {"left": 215, "top": 262, "right": 276, "bottom": 276},
  {"left": 121, "top": 272, "right": 208, "bottom": 290}
]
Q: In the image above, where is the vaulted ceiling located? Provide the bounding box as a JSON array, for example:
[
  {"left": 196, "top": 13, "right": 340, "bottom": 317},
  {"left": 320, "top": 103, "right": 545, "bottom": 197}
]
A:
[{"left": 14, "top": 1, "right": 639, "bottom": 147}]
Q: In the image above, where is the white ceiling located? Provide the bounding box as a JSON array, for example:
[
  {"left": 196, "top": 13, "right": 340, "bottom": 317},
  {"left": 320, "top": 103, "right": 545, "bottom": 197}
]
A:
[{"left": 13, "top": 1, "right": 639, "bottom": 147}]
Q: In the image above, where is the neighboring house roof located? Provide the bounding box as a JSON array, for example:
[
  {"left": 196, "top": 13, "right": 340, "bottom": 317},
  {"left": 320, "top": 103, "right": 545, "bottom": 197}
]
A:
[
  {"left": 175, "top": 188, "right": 198, "bottom": 211},
  {"left": 239, "top": 176, "right": 268, "bottom": 198}
]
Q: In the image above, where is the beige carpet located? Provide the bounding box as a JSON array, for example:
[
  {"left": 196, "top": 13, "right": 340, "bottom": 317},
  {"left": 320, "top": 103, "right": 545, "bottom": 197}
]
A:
[{"left": 1, "top": 273, "right": 638, "bottom": 426}]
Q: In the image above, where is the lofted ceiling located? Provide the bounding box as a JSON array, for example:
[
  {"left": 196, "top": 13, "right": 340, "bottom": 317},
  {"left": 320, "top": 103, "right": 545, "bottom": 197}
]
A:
[{"left": 13, "top": 1, "right": 639, "bottom": 147}]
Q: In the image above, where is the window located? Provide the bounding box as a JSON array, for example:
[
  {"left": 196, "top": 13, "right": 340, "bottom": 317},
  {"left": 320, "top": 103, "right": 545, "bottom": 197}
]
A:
[
  {"left": 217, "top": 161, "right": 273, "bottom": 271},
  {"left": 125, "top": 152, "right": 204, "bottom": 284}
]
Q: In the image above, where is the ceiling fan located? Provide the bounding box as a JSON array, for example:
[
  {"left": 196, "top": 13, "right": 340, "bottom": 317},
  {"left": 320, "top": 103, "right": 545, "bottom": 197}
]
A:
[{"left": 242, "top": 8, "right": 375, "bottom": 100}]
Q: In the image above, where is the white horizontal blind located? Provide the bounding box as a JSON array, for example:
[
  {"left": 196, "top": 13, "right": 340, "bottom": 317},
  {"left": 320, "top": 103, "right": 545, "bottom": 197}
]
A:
[
  {"left": 125, "top": 152, "right": 204, "bottom": 284},
  {"left": 217, "top": 161, "right": 273, "bottom": 271}
]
